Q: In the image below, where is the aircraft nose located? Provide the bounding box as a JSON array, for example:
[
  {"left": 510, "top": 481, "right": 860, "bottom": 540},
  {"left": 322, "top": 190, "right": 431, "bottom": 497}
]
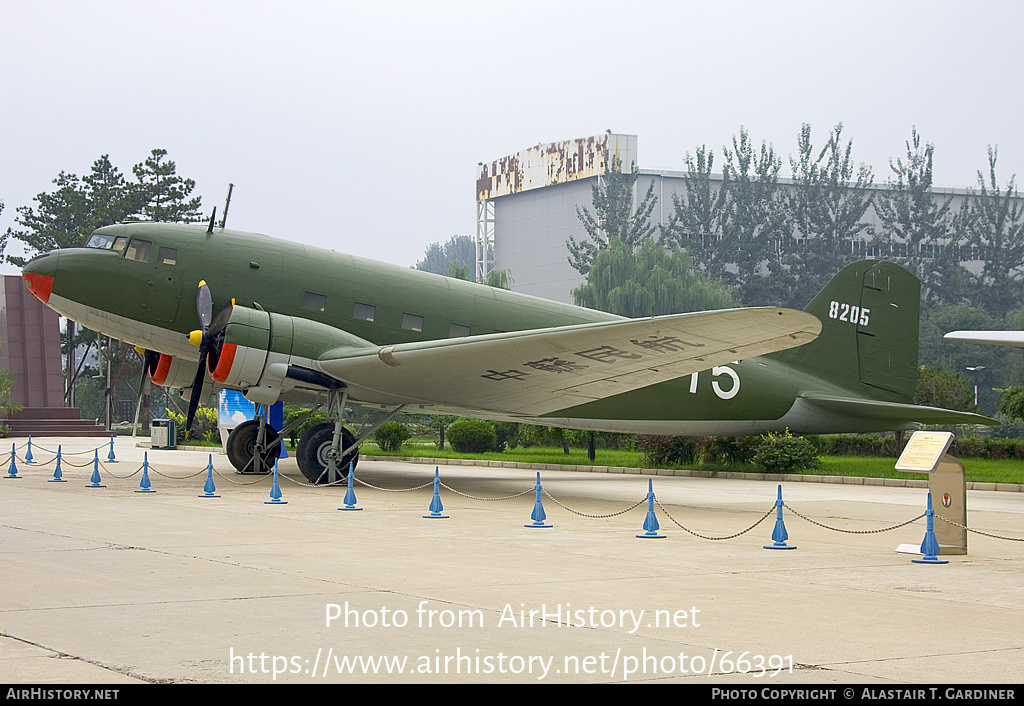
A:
[{"left": 22, "top": 251, "right": 58, "bottom": 304}]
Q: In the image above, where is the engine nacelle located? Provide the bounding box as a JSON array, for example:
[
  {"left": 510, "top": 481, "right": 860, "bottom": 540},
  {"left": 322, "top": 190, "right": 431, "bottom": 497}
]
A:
[
  {"left": 150, "top": 353, "right": 201, "bottom": 389},
  {"left": 210, "top": 305, "right": 371, "bottom": 404}
]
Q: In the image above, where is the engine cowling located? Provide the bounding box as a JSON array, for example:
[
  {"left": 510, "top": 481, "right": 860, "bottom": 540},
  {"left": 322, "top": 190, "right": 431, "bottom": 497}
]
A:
[
  {"left": 150, "top": 353, "right": 203, "bottom": 389},
  {"left": 209, "top": 305, "right": 372, "bottom": 404}
]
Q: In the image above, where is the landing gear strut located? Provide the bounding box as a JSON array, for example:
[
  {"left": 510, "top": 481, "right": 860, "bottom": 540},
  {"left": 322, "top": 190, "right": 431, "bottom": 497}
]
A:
[
  {"left": 294, "top": 389, "right": 405, "bottom": 485},
  {"left": 224, "top": 389, "right": 404, "bottom": 485}
]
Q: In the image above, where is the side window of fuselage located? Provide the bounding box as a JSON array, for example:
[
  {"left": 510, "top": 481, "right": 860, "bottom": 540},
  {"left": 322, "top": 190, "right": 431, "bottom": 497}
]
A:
[
  {"left": 353, "top": 302, "right": 375, "bottom": 322},
  {"left": 125, "top": 239, "right": 152, "bottom": 262},
  {"left": 304, "top": 291, "right": 326, "bottom": 312},
  {"left": 157, "top": 246, "right": 177, "bottom": 266}
]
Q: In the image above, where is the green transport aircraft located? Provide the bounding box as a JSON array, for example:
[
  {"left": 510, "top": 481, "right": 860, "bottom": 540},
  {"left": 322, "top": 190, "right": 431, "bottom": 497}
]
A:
[{"left": 20, "top": 220, "right": 995, "bottom": 483}]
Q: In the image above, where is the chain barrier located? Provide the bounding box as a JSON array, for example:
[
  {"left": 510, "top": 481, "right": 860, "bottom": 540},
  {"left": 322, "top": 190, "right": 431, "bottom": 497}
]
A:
[
  {"left": 542, "top": 488, "right": 646, "bottom": 519},
  {"left": 95, "top": 463, "right": 144, "bottom": 480},
  {"left": 937, "top": 515, "right": 1024, "bottom": 542},
  {"left": 655, "top": 499, "right": 775, "bottom": 540},
  {"left": 8, "top": 449, "right": 1024, "bottom": 547},
  {"left": 355, "top": 477, "right": 433, "bottom": 493},
  {"left": 441, "top": 481, "right": 533, "bottom": 502},
  {"left": 784, "top": 503, "right": 926, "bottom": 534},
  {"left": 210, "top": 468, "right": 270, "bottom": 486}
]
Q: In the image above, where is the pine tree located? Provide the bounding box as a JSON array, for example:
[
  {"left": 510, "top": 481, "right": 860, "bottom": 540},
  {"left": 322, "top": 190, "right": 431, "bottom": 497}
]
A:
[
  {"left": 132, "top": 148, "right": 203, "bottom": 222},
  {"left": 567, "top": 151, "right": 657, "bottom": 275}
]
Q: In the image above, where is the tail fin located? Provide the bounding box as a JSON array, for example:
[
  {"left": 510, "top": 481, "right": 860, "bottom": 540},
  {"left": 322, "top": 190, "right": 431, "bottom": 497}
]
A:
[{"left": 770, "top": 260, "right": 921, "bottom": 402}]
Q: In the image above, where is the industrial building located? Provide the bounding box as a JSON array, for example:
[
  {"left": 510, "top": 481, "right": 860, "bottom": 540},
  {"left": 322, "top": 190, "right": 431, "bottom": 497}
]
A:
[{"left": 476, "top": 133, "right": 977, "bottom": 305}]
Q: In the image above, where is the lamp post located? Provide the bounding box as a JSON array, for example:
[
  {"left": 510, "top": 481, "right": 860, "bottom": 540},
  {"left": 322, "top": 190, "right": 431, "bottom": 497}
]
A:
[{"left": 966, "top": 366, "right": 985, "bottom": 407}]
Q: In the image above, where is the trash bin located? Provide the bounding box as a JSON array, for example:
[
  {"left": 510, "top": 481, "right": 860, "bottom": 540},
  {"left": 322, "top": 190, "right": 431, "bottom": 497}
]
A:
[{"left": 152, "top": 418, "right": 176, "bottom": 450}]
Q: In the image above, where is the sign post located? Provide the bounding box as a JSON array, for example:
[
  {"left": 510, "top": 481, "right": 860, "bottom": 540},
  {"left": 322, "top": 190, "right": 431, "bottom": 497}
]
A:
[{"left": 895, "top": 431, "right": 967, "bottom": 555}]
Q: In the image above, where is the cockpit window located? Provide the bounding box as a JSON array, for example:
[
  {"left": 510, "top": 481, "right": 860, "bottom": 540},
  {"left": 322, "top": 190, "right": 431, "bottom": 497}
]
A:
[
  {"left": 87, "top": 234, "right": 128, "bottom": 253},
  {"left": 125, "top": 239, "right": 152, "bottom": 262}
]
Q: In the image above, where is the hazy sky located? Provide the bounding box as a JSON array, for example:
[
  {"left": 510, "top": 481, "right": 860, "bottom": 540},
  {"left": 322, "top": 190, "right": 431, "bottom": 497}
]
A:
[{"left": 2, "top": 0, "right": 1022, "bottom": 276}]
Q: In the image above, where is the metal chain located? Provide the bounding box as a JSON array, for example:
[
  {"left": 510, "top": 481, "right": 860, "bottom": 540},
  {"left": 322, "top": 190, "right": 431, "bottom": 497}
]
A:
[
  {"left": 937, "top": 515, "right": 1024, "bottom": 541},
  {"left": 210, "top": 468, "right": 270, "bottom": 486},
  {"left": 280, "top": 473, "right": 349, "bottom": 489},
  {"left": 149, "top": 466, "right": 207, "bottom": 480},
  {"left": 355, "top": 478, "right": 433, "bottom": 492},
  {"left": 25, "top": 443, "right": 108, "bottom": 456},
  {"left": 95, "top": 463, "right": 144, "bottom": 480},
  {"left": 785, "top": 503, "right": 926, "bottom": 534},
  {"left": 440, "top": 482, "right": 533, "bottom": 501},
  {"left": 655, "top": 499, "right": 775, "bottom": 540},
  {"left": 542, "top": 488, "right": 646, "bottom": 518}
]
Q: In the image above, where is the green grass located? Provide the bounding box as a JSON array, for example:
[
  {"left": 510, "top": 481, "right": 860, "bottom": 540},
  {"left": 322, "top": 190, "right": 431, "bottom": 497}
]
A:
[
  {"left": 363, "top": 442, "right": 645, "bottom": 467},
  {"left": 364, "top": 443, "right": 1024, "bottom": 484}
]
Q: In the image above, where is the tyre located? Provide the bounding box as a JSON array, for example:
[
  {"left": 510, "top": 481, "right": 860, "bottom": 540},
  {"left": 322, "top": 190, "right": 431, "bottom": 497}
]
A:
[
  {"left": 225, "top": 419, "right": 282, "bottom": 473},
  {"left": 296, "top": 422, "right": 359, "bottom": 484}
]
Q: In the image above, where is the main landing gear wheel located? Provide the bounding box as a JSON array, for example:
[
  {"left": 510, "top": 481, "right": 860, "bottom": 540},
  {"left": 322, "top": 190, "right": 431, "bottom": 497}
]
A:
[
  {"left": 226, "top": 419, "right": 282, "bottom": 474},
  {"left": 296, "top": 422, "right": 359, "bottom": 484}
]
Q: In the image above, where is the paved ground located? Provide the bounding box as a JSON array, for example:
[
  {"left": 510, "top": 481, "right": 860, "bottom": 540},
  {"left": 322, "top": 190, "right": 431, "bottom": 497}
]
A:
[{"left": 1, "top": 437, "right": 1022, "bottom": 685}]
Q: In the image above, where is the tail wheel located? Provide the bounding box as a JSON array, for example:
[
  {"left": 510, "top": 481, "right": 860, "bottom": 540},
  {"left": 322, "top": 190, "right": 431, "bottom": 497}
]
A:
[
  {"left": 296, "top": 422, "right": 359, "bottom": 484},
  {"left": 226, "top": 419, "right": 282, "bottom": 473}
]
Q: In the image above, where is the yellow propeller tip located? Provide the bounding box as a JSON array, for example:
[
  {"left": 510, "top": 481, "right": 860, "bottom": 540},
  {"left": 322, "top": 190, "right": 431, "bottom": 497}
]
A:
[
  {"left": 198, "top": 280, "right": 207, "bottom": 288},
  {"left": 187, "top": 330, "right": 204, "bottom": 347}
]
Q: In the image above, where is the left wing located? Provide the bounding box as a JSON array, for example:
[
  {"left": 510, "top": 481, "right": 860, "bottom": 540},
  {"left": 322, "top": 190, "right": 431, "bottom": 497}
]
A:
[{"left": 317, "top": 307, "right": 821, "bottom": 416}]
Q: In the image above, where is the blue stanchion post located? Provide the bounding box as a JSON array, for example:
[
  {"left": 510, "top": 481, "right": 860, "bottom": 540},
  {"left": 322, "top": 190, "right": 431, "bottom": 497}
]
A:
[
  {"left": 25, "top": 436, "right": 34, "bottom": 464},
  {"left": 339, "top": 463, "right": 362, "bottom": 511},
  {"left": 136, "top": 452, "right": 155, "bottom": 493},
  {"left": 525, "top": 472, "right": 552, "bottom": 528},
  {"left": 5, "top": 443, "right": 21, "bottom": 479},
  {"left": 86, "top": 449, "right": 105, "bottom": 488},
  {"left": 265, "top": 459, "right": 287, "bottom": 504},
  {"left": 912, "top": 493, "right": 948, "bottom": 565},
  {"left": 199, "top": 454, "right": 220, "bottom": 498},
  {"left": 764, "top": 484, "right": 796, "bottom": 550},
  {"left": 106, "top": 436, "right": 117, "bottom": 463},
  {"left": 636, "top": 478, "right": 666, "bottom": 538},
  {"left": 423, "top": 467, "right": 448, "bottom": 518},
  {"left": 48, "top": 443, "right": 66, "bottom": 483}
]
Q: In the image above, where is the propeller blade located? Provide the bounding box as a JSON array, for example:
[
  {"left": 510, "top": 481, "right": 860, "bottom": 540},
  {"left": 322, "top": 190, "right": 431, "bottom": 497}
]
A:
[
  {"left": 196, "top": 280, "right": 212, "bottom": 332},
  {"left": 205, "top": 303, "right": 233, "bottom": 373},
  {"left": 185, "top": 280, "right": 215, "bottom": 439},
  {"left": 185, "top": 348, "right": 209, "bottom": 439}
]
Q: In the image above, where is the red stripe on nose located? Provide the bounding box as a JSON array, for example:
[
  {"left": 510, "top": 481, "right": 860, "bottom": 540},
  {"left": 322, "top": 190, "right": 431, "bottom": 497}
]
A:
[{"left": 23, "top": 273, "right": 54, "bottom": 304}]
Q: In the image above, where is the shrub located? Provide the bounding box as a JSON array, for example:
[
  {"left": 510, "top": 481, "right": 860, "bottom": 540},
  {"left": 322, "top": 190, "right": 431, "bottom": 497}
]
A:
[
  {"left": 374, "top": 420, "right": 411, "bottom": 451},
  {"left": 166, "top": 406, "right": 218, "bottom": 443},
  {"left": 283, "top": 404, "right": 330, "bottom": 446},
  {"left": 636, "top": 435, "right": 700, "bottom": 466},
  {"left": 447, "top": 418, "right": 498, "bottom": 453},
  {"left": 752, "top": 430, "right": 821, "bottom": 474}
]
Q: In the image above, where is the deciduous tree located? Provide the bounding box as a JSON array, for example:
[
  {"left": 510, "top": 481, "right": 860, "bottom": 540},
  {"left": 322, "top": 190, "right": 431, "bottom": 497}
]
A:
[{"left": 572, "top": 235, "right": 738, "bottom": 317}]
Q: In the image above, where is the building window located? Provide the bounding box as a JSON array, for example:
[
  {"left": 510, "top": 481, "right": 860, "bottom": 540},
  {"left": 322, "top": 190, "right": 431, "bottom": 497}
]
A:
[
  {"left": 353, "top": 302, "right": 375, "bottom": 322},
  {"left": 402, "top": 313, "right": 424, "bottom": 332},
  {"left": 449, "top": 323, "right": 470, "bottom": 338},
  {"left": 125, "top": 239, "right": 152, "bottom": 262},
  {"left": 158, "top": 246, "right": 177, "bottom": 266},
  {"left": 303, "top": 291, "right": 326, "bottom": 312}
]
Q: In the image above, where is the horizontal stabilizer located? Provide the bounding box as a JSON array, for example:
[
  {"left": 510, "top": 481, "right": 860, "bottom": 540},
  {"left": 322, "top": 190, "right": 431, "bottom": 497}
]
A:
[
  {"left": 318, "top": 307, "right": 821, "bottom": 416},
  {"left": 801, "top": 396, "right": 998, "bottom": 426},
  {"left": 944, "top": 330, "right": 1024, "bottom": 348}
]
